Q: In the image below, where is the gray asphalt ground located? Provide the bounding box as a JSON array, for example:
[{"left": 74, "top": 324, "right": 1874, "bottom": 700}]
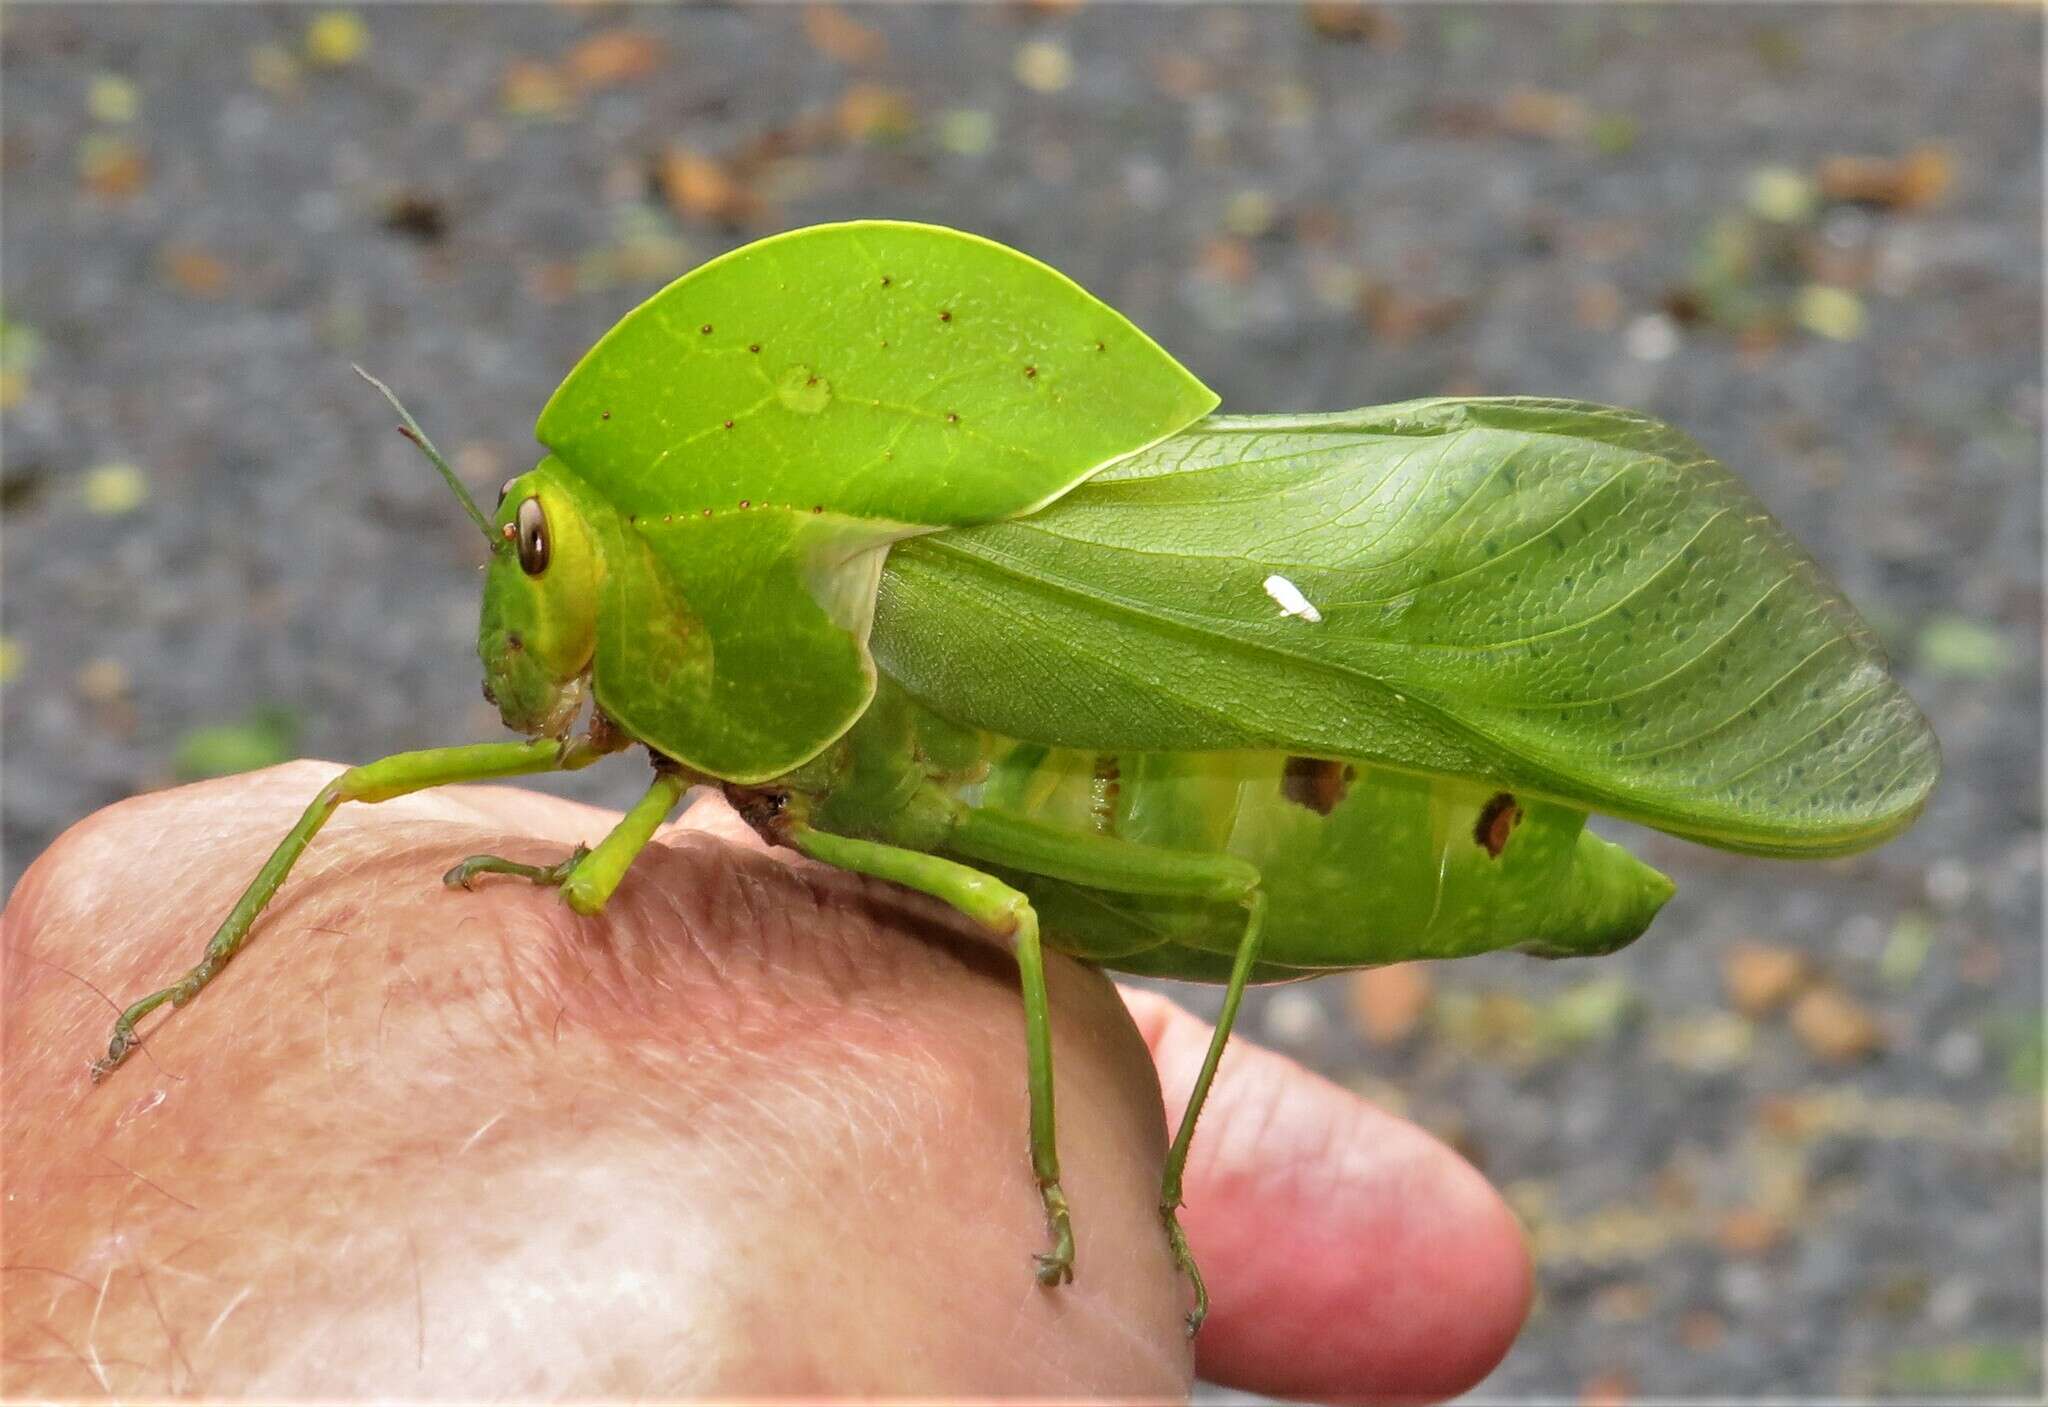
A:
[{"left": 3, "top": 4, "right": 2041, "bottom": 1399}]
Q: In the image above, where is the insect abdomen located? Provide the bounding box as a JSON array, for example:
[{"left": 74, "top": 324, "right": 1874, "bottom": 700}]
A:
[{"left": 960, "top": 743, "right": 1674, "bottom": 980}]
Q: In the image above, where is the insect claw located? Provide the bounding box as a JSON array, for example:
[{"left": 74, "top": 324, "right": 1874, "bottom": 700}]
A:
[
  {"left": 1032, "top": 1250, "right": 1074, "bottom": 1287},
  {"left": 90, "top": 1025, "right": 137, "bottom": 1082},
  {"left": 1032, "top": 1182, "right": 1076, "bottom": 1286},
  {"left": 1161, "top": 1203, "right": 1209, "bottom": 1333}
]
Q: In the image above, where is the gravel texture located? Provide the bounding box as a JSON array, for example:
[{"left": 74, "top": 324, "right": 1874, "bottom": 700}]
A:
[{"left": 3, "top": 4, "right": 2041, "bottom": 1398}]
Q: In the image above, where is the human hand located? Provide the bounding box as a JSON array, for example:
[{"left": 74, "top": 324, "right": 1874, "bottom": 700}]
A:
[{"left": 3, "top": 763, "right": 1529, "bottom": 1399}]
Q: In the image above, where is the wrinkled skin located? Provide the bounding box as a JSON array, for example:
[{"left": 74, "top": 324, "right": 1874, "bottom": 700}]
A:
[{"left": 2, "top": 765, "right": 1530, "bottom": 1400}]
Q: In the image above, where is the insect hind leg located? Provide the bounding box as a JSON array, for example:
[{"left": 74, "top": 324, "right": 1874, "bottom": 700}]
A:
[
  {"left": 940, "top": 802, "right": 1267, "bottom": 1335},
  {"left": 1160, "top": 889, "right": 1266, "bottom": 1336}
]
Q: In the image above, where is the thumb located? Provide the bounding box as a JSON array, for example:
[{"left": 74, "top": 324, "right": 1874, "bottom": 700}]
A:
[{"left": 1122, "top": 986, "right": 1533, "bottom": 1401}]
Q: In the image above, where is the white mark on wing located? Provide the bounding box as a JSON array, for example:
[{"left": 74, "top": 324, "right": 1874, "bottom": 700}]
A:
[{"left": 1263, "top": 573, "right": 1322, "bottom": 623}]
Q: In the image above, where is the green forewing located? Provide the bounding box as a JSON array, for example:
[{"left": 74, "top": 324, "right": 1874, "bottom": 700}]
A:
[
  {"left": 537, "top": 222, "right": 1217, "bottom": 780},
  {"left": 874, "top": 399, "right": 1939, "bottom": 856},
  {"left": 538, "top": 222, "right": 1216, "bottom": 523}
]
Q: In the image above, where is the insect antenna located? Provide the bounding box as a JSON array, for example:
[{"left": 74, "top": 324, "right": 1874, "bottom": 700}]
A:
[{"left": 352, "top": 365, "right": 502, "bottom": 550}]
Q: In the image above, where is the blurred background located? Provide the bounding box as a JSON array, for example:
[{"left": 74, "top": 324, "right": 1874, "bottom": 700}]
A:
[{"left": 2, "top": 4, "right": 2040, "bottom": 1398}]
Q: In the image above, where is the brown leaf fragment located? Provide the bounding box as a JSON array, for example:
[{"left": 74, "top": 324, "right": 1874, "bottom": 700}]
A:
[
  {"left": 161, "top": 244, "right": 230, "bottom": 298},
  {"left": 500, "top": 59, "right": 573, "bottom": 119},
  {"left": 1733, "top": 320, "right": 1788, "bottom": 361},
  {"left": 1715, "top": 1207, "right": 1785, "bottom": 1257},
  {"left": 565, "top": 29, "right": 664, "bottom": 89},
  {"left": 1579, "top": 1369, "right": 1636, "bottom": 1407},
  {"left": 1576, "top": 282, "right": 1623, "bottom": 330},
  {"left": 803, "top": 5, "right": 885, "bottom": 65},
  {"left": 1498, "top": 87, "right": 1590, "bottom": 142},
  {"left": 1817, "top": 145, "right": 1952, "bottom": 211},
  {"left": 1660, "top": 287, "right": 1706, "bottom": 326},
  {"left": 1303, "top": 2, "right": 1401, "bottom": 44},
  {"left": 77, "top": 658, "right": 131, "bottom": 704},
  {"left": 1359, "top": 282, "right": 1467, "bottom": 345},
  {"left": 1721, "top": 941, "right": 1809, "bottom": 1017},
  {"left": 1426, "top": 100, "right": 1499, "bottom": 140},
  {"left": 1866, "top": 1269, "right": 1931, "bottom": 1318},
  {"left": 1757, "top": 1092, "right": 1816, "bottom": 1138},
  {"left": 657, "top": 147, "right": 760, "bottom": 227},
  {"left": 1790, "top": 985, "right": 1886, "bottom": 1064},
  {"left": 1959, "top": 938, "right": 2003, "bottom": 986},
  {"left": 1292, "top": 205, "right": 1344, "bottom": 246},
  {"left": 1348, "top": 963, "right": 1433, "bottom": 1045},
  {"left": 1652, "top": 1164, "right": 1697, "bottom": 1212},
  {"left": 734, "top": 113, "right": 838, "bottom": 168},
  {"left": 1679, "top": 1309, "right": 1728, "bottom": 1351},
  {"left": 380, "top": 190, "right": 448, "bottom": 243},
  {"left": 1799, "top": 237, "right": 1873, "bottom": 292},
  {"left": 523, "top": 260, "right": 579, "bottom": 306},
  {"left": 1592, "top": 1280, "right": 1655, "bottom": 1323},
  {"left": 78, "top": 134, "right": 148, "bottom": 198},
  {"left": 1197, "top": 236, "right": 1255, "bottom": 286},
  {"left": 836, "top": 84, "right": 915, "bottom": 143},
  {"left": 1151, "top": 53, "right": 1208, "bottom": 99}
]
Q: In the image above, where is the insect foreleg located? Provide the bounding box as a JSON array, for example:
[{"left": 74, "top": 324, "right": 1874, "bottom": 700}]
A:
[
  {"left": 91, "top": 738, "right": 608, "bottom": 1082},
  {"left": 783, "top": 823, "right": 1078, "bottom": 1288}
]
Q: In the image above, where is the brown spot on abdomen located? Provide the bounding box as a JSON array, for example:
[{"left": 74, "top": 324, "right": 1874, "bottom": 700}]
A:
[
  {"left": 1089, "top": 754, "right": 1121, "bottom": 835},
  {"left": 1474, "top": 792, "right": 1522, "bottom": 858},
  {"left": 1281, "top": 757, "right": 1354, "bottom": 816}
]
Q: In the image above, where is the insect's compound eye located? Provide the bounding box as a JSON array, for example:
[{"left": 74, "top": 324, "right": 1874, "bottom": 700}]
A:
[
  {"left": 515, "top": 496, "right": 550, "bottom": 576},
  {"left": 496, "top": 477, "right": 518, "bottom": 509}
]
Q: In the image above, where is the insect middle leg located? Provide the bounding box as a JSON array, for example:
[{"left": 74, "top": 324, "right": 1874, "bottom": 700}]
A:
[
  {"left": 445, "top": 845, "right": 591, "bottom": 890},
  {"left": 781, "top": 823, "right": 1079, "bottom": 1287},
  {"left": 446, "top": 767, "right": 690, "bottom": 916},
  {"left": 941, "top": 806, "right": 1266, "bottom": 1335}
]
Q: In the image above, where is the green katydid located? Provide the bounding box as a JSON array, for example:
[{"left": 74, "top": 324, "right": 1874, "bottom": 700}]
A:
[{"left": 89, "top": 220, "right": 1939, "bottom": 1335}]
